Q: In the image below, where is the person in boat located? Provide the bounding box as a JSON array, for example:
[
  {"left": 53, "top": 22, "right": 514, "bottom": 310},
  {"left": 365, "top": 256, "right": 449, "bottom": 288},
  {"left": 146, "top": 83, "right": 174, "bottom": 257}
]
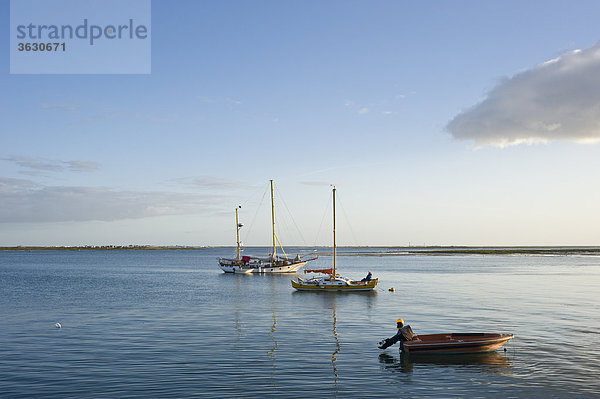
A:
[
  {"left": 361, "top": 271, "right": 372, "bottom": 282},
  {"left": 294, "top": 254, "right": 301, "bottom": 262},
  {"left": 378, "top": 318, "right": 415, "bottom": 351}
]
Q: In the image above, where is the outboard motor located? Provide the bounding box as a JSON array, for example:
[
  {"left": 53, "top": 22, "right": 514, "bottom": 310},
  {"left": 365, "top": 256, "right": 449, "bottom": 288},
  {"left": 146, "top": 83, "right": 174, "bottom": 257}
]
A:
[{"left": 378, "top": 333, "right": 402, "bottom": 349}]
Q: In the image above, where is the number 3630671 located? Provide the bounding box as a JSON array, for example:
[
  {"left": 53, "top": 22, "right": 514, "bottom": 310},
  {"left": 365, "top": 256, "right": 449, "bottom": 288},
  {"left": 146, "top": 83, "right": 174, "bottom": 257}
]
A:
[{"left": 17, "top": 42, "right": 66, "bottom": 51}]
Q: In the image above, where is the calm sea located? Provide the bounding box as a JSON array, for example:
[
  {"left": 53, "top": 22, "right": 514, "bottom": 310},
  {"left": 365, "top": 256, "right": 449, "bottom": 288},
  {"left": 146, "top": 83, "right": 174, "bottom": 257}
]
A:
[{"left": 1, "top": 248, "right": 599, "bottom": 398}]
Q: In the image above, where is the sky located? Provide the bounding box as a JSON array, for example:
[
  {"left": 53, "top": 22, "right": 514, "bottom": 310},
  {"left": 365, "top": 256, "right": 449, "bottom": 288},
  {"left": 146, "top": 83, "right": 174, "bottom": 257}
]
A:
[{"left": 1, "top": 0, "right": 600, "bottom": 247}]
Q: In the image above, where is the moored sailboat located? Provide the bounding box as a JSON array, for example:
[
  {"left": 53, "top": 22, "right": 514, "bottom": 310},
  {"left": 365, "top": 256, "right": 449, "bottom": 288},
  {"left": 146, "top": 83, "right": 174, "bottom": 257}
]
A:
[
  {"left": 218, "top": 180, "right": 316, "bottom": 273},
  {"left": 291, "top": 186, "right": 378, "bottom": 291}
]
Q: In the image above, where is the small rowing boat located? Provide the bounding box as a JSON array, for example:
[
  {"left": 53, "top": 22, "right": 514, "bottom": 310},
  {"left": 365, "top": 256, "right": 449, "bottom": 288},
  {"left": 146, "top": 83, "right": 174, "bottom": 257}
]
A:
[
  {"left": 378, "top": 319, "right": 513, "bottom": 355},
  {"left": 402, "top": 333, "right": 514, "bottom": 355}
]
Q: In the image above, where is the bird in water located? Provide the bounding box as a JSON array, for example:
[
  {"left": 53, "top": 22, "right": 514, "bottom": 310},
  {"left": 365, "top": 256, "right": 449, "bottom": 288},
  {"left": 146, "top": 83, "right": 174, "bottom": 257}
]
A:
[{"left": 55, "top": 322, "right": 62, "bottom": 329}]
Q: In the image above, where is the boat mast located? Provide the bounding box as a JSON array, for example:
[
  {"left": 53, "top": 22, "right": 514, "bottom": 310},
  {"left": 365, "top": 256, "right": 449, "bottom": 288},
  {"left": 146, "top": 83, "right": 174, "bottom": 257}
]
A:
[
  {"left": 270, "top": 179, "right": 276, "bottom": 259},
  {"left": 235, "top": 205, "right": 241, "bottom": 260},
  {"left": 332, "top": 186, "right": 336, "bottom": 276}
]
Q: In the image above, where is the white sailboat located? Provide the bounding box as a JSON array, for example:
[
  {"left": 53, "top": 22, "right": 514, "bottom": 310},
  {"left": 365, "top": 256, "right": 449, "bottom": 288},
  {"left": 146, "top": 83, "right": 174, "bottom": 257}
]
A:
[
  {"left": 218, "top": 180, "right": 317, "bottom": 273},
  {"left": 291, "top": 186, "right": 378, "bottom": 291}
]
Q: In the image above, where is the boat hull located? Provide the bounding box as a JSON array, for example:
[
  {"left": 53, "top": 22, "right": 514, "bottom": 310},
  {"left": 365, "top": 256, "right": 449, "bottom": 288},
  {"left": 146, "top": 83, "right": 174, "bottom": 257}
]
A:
[
  {"left": 219, "top": 260, "right": 308, "bottom": 274},
  {"left": 291, "top": 278, "right": 378, "bottom": 291},
  {"left": 402, "top": 333, "right": 514, "bottom": 355}
]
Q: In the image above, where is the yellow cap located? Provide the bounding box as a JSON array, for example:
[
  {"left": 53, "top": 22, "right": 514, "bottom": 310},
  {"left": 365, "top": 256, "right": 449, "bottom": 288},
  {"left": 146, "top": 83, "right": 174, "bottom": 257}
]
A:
[{"left": 396, "top": 318, "right": 404, "bottom": 324}]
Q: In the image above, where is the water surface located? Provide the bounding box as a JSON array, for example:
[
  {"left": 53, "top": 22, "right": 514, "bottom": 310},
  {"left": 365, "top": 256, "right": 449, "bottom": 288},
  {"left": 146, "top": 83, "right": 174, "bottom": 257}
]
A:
[{"left": 1, "top": 248, "right": 599, "bottom": 397}]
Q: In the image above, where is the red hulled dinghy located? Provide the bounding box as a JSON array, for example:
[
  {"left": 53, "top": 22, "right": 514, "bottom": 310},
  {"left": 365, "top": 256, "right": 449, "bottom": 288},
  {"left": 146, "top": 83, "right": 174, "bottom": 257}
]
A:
[{"left": 402, "top": 333, "right": 514, "bottom": 355}]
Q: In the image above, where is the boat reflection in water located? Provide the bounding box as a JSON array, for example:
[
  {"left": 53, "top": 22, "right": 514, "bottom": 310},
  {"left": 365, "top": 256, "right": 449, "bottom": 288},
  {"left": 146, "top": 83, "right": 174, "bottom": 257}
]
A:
[
  {"left": 331, "top": 303, "right": 342, "bottom": 386},
  {"left": 379, "top": 351, "right": 513, "bottom": 374},
  {"left": 290, "top": 289, "right": 376, "bottom": 392}
]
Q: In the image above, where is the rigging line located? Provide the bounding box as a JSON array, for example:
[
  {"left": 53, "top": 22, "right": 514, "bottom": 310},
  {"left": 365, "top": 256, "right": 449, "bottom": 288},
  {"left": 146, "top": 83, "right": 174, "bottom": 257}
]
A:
[
  {"left": 273, "top": 186, "right": 297, "bottom": 245},
  {"left": 275, "top": 186, "right": 308, "bottom": 246},
  {"left": 243, "top": 184, "right": 268, "bottom": 246},
  {"left": 274, "top": 233, "right": 288, "bottom": 259},
  {"left": 336, "top": 191, "right": 360, "bottom": 247},
  {"left": 241, "top": 182, "right": 267, "bottom": 207},
  {"left": 313, "top": 190, "right": 332, "bottom": 248}
]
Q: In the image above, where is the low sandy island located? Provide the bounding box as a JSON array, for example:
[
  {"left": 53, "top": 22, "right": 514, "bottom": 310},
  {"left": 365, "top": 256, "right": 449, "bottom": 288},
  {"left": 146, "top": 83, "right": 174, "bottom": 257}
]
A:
[
  {"left": 0, "top": 245, "right": 202, "bottom": 251},
  {"left": 2, "top": 246, "right": 600, "bottom": 256}
]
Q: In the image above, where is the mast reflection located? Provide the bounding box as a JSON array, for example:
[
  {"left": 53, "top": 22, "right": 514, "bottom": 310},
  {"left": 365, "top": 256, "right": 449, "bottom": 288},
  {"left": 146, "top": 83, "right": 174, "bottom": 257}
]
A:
[{"left": 331, "top": 305, "right": 340, "bottom": 384}]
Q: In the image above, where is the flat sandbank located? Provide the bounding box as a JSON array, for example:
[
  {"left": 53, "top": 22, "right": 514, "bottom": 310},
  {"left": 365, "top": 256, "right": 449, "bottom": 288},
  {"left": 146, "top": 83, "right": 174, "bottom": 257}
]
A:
[{"left": 2, "top": 246, "right": 600, "bottom": 256}]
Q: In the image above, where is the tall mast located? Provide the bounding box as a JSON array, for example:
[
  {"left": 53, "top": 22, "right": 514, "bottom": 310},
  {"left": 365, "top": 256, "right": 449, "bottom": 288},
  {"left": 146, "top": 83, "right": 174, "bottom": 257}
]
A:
[
  {"left": 332, "top": 186, "right": 336, "bottom": 276},
  {"left": 270, "top": 179, "right": 276, "bottom": 259},
  {"left": 235, "top": 205, "right": 241, "bottom": 260}
]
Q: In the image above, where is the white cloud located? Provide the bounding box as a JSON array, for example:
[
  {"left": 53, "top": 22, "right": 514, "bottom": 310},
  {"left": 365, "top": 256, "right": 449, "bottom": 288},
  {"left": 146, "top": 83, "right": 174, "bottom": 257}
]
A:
[
  {"left": 197, "top": 96, "right": 242, "bottom": 106},
  {"left": 2, "top": 156, "right": 100, "bottom": 174},
  {"left": 0, "top": 178, "right": 227, "bottom": 223},
  {"left": 170, "top": 175, "right": 252, "bottom": 190},
  {"left": 301, "top": 181, "right": 332, "bottom": 186},
  {"left": 358, "top": 107, "right": 369, "bottom": 115},
  {"left": 40, "top": 103, "right": 78, "bottom": 111},
  {"left": 447, "top": 42, "right": 600, "bottom": 147},
  {"left": 65, "top": 160, "right": 100, "bottom": 172},
  {"left": 0, "top": 176, "right": 38, "bottom": 190},
  {"left": 7, "top": 156, "right": 64, "bottom": 172}
]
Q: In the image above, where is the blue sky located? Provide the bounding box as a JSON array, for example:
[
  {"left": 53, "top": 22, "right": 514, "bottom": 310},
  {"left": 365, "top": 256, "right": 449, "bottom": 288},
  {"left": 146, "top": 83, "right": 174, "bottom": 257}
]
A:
[{"left": 2, "top": 0, "right": 600, "bottom": 246}]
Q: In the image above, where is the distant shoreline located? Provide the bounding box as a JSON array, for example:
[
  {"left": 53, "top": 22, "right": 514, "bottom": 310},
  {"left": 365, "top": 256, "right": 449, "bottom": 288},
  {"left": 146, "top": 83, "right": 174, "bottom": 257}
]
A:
[
  {"left": 335, "top": 248, "right": 600, "bottom": 256},
  {"left": 2, "top": 245, "right": 600, "bottom": 256},
  {"left": 0, "top": 245, "right": 202, "bottom": 251}
]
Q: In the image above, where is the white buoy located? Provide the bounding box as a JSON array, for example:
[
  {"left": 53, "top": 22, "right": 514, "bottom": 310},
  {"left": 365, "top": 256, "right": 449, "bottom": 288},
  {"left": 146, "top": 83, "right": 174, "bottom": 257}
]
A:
[{"left": 55, "top": 322, "right": 62, "bottom": 329}]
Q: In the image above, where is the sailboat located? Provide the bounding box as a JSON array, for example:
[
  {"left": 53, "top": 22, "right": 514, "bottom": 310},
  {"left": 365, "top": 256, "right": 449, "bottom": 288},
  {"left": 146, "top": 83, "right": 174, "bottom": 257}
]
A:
[
  {"left": 218, "top": 180, "right": 317, "bottom": 273},
  {"left": 291, "top": 186, "right": 378, "bottom": 291}
]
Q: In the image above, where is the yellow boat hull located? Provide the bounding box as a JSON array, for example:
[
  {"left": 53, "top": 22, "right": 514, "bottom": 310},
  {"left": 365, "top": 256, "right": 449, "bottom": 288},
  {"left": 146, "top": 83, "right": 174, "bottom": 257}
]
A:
[{"left": 291, "top": 278, "right": 378, "bottom": 291}]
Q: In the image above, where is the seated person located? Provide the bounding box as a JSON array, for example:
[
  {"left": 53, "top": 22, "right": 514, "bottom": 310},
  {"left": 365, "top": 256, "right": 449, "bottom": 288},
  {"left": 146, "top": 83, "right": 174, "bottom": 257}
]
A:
[{"left": 360, "top": 271, "right": 372, "bottom": 282}]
